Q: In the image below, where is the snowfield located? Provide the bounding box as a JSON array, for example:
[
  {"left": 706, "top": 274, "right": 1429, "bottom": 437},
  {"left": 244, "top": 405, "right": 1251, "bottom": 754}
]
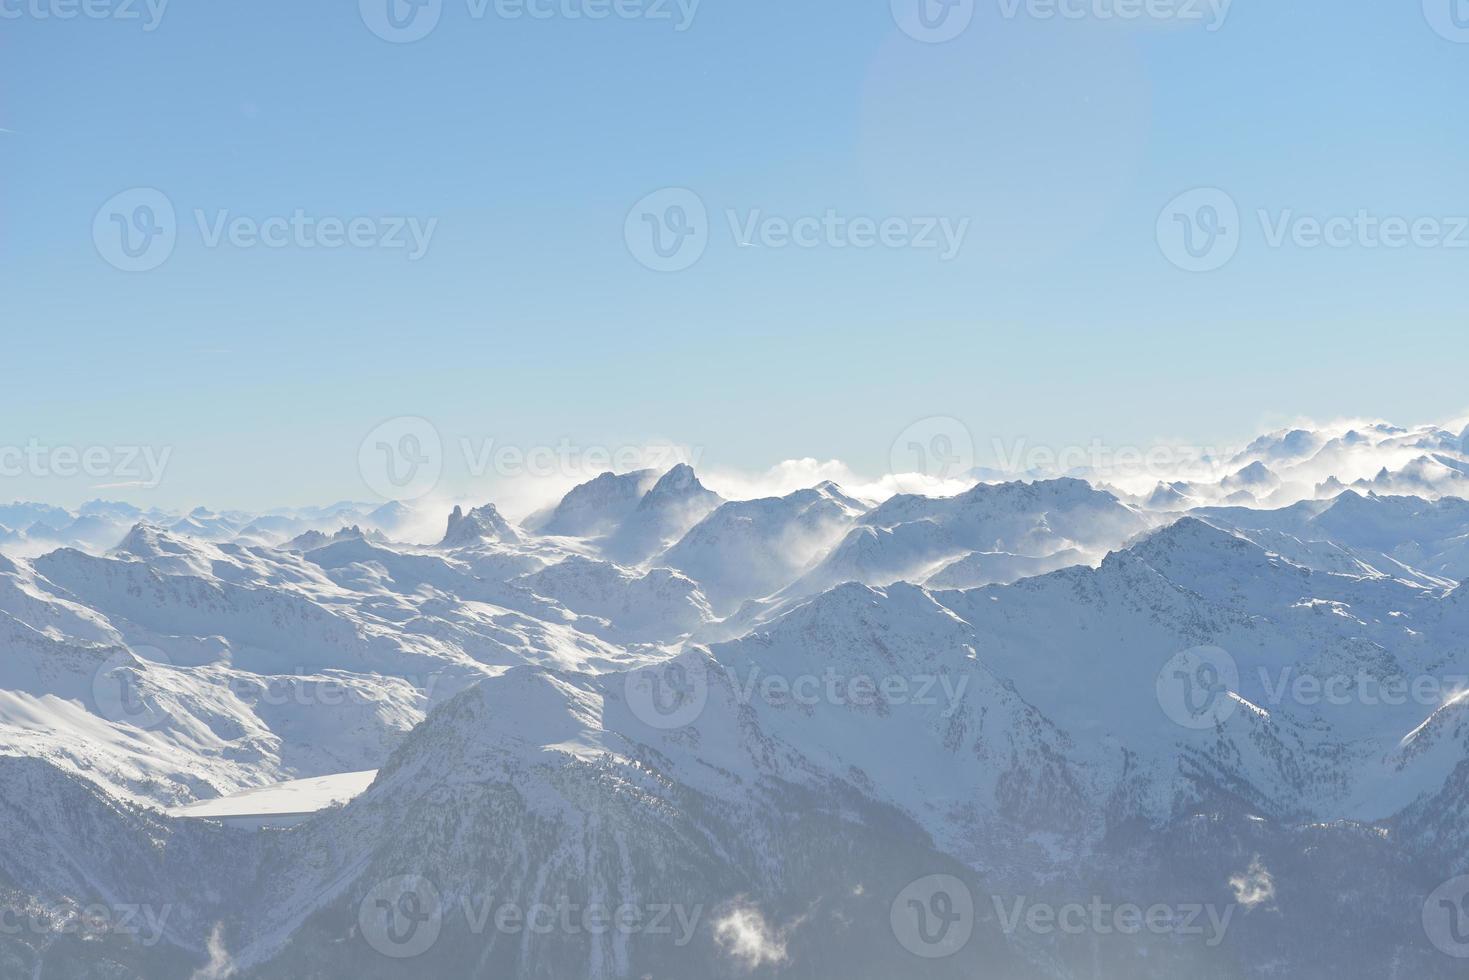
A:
[{"left": 3, "top": 419, "right": 1469, "bottom": 977}]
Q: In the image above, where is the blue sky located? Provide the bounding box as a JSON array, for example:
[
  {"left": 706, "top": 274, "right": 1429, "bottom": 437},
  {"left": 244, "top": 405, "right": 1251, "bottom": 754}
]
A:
[{"left": 3, "top": 0, "right": 1467, "bottom": 509}]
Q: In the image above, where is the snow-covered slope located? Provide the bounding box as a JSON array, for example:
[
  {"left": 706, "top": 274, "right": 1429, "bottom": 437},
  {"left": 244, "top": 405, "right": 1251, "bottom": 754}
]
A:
[
  {"left": 8, "top": 513, "right": 1466, "bottom": 975},
  {"left": 5, "top": 421, "right": 1469, "bottom": 978},
  {"left": 1195, "top": 490, "right": 1469, "bottom": 587},
  {"left": 514, "top": 554, "right": 714, "bottom": 642},
  {"left": 0, "top": 517, "right": 643, "bottom": 809},
  {"left": 657, "top": 482, "right": 868, "bottom": 613},
  {"left": 781, "top": 478, "right": 1147, "bottom": 598},
  {"left": 600, "top": 463, "right": 724, "bottom": 564}
]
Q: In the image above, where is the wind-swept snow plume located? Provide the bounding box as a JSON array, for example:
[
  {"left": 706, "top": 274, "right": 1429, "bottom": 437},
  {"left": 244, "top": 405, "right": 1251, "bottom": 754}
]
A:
[
  {"left": 702, "top": 457, "right": 970, "bottom": 504},
  {"left": 189, "top": 924, "right": 235, "bottom": 980}
]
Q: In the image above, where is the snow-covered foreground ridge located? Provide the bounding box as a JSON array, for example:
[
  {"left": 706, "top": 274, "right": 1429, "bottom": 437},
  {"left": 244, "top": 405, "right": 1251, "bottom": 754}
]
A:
[{"left": 2, "top": 419, "right": 1469, "bottom": 977}]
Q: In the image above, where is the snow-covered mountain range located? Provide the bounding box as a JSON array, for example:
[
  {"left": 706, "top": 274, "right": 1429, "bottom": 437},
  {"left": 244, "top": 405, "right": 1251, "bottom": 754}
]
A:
[{"left": 4, "top": 418, "right": 1469, "bottom": 978}]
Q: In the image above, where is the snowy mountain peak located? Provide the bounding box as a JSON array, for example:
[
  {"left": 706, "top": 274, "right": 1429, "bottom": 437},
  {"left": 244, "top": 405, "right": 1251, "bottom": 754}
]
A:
[
  {"left": 113, "top": 521, "right": 195, "bottom": 560},
  {"left": 532, "top": 468, "right": 661, "bottom": 537},
  {"left": 645, "top": 462, "right": 701, "bottom": 495},
  {"left": 1144, "top": 480, "right": 1196, "bottom": 511},
  {"left": 599, "top": 465, "right": 726, "bottom": 565},
  {"left": 1121, "top": 516, "right": 1274, "bottom": 575},
  {"left": 440, "top": 503, "right": 522, "bottom": 548},
  {"left": 803, "top": 480, "right": 867, "bottom": 513},
  {"left": 658, "top": 484, "right": 870, "bottom": 613},
  {"left": 284, "top": 524, "right": 384, "bottom": 552},
  {"left": 1239, "top": 427, "right": 1323, "bottom": 463},
  {"left": 1223, "top": 460, "right": 1280, "bottom": 490},
  {"left": 636, "top": 464, "right": 722, "bottom": 515},
  {"left": 367, "top": 500, "right": 410, "bottom": 522},
  {"left": 1131, "top": 514, "right": 1244, "bottom": 550}
]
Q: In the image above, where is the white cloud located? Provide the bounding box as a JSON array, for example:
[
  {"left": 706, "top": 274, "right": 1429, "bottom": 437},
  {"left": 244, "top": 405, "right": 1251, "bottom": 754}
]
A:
[
  {"left": 1229, "top": 856, "right": 1275, "bottom": 910},
  {"left": 712, "top": 900, "right": 790, "bottom": 971}
]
